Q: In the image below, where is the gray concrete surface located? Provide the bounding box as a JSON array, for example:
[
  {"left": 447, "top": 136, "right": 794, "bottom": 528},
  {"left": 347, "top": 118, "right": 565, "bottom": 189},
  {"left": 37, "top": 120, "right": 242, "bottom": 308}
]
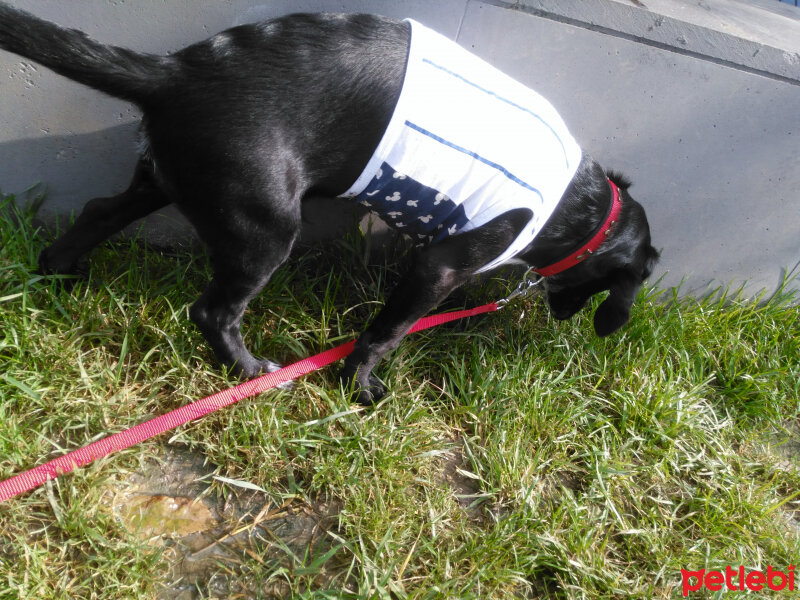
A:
[{"left": 1, "top": 0, "right": 798, "bottom": 297}]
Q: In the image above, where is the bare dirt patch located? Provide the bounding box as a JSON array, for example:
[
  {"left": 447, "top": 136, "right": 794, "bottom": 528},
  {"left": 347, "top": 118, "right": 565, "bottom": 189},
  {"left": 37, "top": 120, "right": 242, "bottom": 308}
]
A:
[{"left": 110, "top": 447, "right": 345, "bottom": 599}]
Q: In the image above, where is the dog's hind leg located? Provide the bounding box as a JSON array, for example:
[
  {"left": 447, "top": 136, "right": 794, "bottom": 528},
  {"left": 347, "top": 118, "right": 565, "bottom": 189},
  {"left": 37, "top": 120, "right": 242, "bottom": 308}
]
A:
[
  {"left": 187, "top": 202, "right": 301, "bottom": 379},
  {"left": 39, "top": 160, "right": 169, "bottom": 275}
]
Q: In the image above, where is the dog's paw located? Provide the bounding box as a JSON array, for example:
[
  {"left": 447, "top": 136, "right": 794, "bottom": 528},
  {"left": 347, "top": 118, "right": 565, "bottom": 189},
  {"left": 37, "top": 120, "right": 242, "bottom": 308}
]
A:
[
  {"left": 338, "top": 368, "right": 386, "bottom": 405},
  {"left": 259, "top": 359, "right": 295, "bottom": 390},
  {"left": 37, "top": 247, "right": 81, "bottom": 291},
  {"left": 354, "top": 376, "right": 387, "bottom": 405},
  {"left": 236, "top": 359, "right": 294, "bottom": 390},
  {"left": 38, "top": 247, "right": 77, "bottom": 276}
]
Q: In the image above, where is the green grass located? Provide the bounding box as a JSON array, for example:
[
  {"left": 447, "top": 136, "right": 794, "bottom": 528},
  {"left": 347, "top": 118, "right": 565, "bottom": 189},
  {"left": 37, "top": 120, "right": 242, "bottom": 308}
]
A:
[{"left": 1, "top": 193, "right": 798, "bottom": 599}]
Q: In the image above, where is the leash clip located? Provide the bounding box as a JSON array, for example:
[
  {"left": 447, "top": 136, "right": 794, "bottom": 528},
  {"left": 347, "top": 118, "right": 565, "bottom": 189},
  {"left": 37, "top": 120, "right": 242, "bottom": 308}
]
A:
[{"left": 496, "top": 268, "right": 543, "bottom": 309}]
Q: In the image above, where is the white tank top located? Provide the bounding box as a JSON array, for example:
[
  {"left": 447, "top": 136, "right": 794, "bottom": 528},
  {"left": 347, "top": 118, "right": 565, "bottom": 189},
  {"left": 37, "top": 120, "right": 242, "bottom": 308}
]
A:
[{"left": 340, "top": 19, "right": 582, "bottom": 273}]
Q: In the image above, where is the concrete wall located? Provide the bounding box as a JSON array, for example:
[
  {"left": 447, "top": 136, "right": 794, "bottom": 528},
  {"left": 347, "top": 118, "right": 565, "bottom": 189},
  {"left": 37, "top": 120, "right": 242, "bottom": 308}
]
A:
[{"left": 1, "top": 0, "right": 798, "bottom": 297}]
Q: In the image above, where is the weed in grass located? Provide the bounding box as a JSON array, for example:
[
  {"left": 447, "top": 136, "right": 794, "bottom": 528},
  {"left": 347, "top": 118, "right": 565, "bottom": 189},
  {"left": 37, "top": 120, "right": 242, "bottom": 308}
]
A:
[{"left": 1, "top": 192, "right": 799, "bottom": 598}]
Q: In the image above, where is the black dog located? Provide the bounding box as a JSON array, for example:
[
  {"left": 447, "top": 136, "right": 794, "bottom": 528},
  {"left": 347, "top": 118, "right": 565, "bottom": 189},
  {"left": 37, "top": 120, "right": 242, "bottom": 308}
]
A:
[{"left": 0, "top": 6, "right": 658, "bottom": 402}]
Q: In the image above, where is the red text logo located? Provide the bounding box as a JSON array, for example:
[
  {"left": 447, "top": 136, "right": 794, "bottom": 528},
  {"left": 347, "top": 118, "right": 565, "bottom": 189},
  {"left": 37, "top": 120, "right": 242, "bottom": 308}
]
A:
[{"left": 681, "top": 565, "right": 795, "bottom": 596}]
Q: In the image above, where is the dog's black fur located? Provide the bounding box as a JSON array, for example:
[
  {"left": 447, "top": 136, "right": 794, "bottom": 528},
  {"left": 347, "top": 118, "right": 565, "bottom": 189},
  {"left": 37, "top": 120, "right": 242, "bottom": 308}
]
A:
[{"left": 0, "top": 6, "right": 658, "bottom": 402}]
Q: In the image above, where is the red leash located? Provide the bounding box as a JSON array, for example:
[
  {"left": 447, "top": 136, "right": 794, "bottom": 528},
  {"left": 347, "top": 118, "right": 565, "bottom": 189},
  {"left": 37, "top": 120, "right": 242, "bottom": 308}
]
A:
[
  {"left": 1, "top": 180, "right": 622, "bottom": 502},
  {"left": 0, "top": 302, "right": 499, "bottom": 503}
]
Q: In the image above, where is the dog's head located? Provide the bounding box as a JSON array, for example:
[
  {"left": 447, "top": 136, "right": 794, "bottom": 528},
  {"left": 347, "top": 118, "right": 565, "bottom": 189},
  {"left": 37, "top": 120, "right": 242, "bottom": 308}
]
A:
[{"left": 544, "top": 173, "right": 659, "bottom": 337}]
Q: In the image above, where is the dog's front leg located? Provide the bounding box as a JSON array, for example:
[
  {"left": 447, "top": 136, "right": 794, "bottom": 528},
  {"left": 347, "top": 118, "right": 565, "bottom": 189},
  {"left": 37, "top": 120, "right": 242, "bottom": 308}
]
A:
[
  {"left": 340, "top": 209, "right": 531, "bottom": 404},
  {"left": 341, "top": 252, "right": 468, "bottom": 403}
]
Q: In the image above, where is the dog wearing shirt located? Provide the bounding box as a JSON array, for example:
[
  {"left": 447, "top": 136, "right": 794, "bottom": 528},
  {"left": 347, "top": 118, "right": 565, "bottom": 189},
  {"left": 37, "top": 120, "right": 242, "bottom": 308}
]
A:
[
  {"left": 343, "top": 20, "right": 583, "bottom": 275},
  {"left": 0, "top": 7, "right": 659, "bottom": 403}
]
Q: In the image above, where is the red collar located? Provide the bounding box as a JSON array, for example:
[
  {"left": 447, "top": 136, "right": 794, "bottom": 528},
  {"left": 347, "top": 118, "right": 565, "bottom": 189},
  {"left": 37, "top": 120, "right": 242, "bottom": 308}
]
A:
[{"left": 533, "top": 179, "right": 623, "bottom": 277}]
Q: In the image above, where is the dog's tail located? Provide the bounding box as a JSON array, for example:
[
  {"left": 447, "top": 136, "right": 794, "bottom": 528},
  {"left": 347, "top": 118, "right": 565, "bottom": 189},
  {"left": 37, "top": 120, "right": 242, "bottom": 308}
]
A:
[{"left": 0, "top": 3, "right": 176, "bottom": 104}]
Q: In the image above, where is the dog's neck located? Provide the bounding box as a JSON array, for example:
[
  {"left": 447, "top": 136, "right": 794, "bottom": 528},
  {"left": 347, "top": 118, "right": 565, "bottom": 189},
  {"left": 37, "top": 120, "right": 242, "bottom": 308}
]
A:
[
  {"left": 518, "top": 156, "right": 618, "bottom": 274},
  {"left": 533, "top": 179, "right": 621, "bottom": 277}
]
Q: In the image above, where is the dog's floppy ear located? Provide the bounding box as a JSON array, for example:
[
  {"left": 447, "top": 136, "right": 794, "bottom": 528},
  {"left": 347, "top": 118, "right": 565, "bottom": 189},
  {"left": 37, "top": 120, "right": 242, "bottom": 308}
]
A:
[
  {"left": 593, "top": 274, "right": 639, "bottom": 337},
  {"left": 595, "top": 241, "right": 659, "bottom": 336},
  {"left": 643, "top": 244, "right": 660, "bottom": 280}
]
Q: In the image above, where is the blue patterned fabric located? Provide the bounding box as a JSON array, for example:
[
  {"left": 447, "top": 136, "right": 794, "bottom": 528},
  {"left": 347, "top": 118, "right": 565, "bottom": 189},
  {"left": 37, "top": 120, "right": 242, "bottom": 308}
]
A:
[{"left": 352, "top": 162, "right": 470, "bottom": 242}]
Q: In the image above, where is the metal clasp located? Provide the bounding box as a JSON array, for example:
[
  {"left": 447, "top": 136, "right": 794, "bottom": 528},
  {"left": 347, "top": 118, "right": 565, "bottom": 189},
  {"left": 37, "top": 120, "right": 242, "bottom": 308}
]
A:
[{"left": 496, "top": 267, "right": 543, "bottom": 308}]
